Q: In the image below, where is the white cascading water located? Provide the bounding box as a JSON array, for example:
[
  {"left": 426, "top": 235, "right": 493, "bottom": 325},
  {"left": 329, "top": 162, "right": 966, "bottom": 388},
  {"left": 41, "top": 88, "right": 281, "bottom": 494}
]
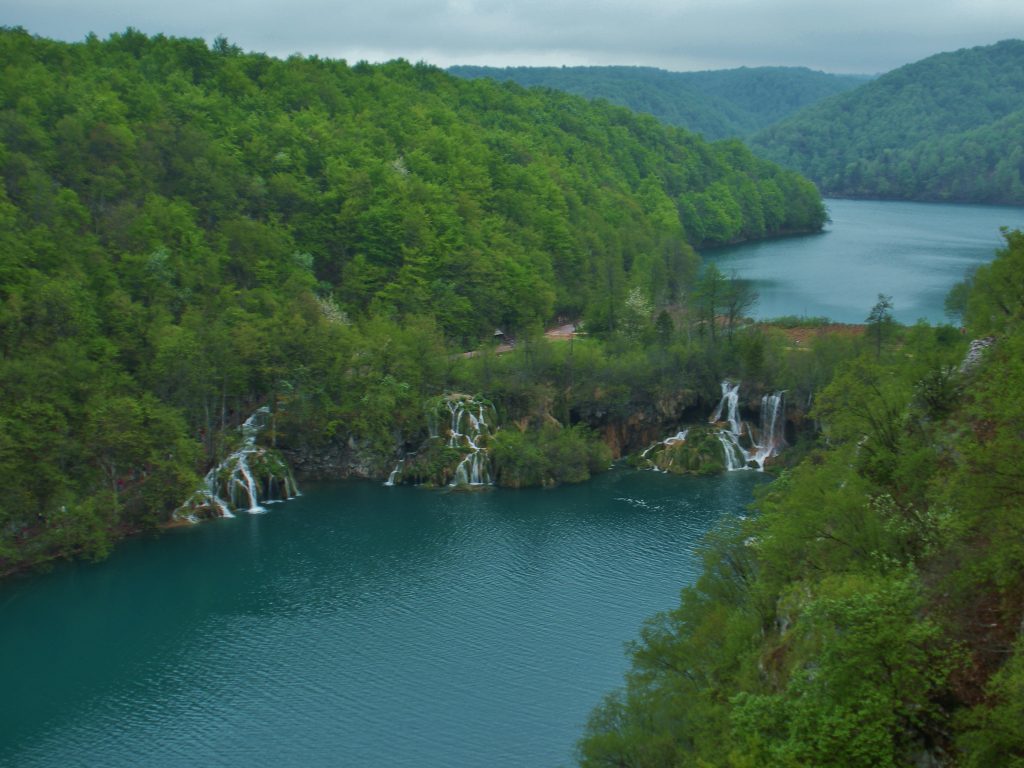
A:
[
  {"left": 175, "top": 407, "right": 299, "bottom": 521},
  {"left": 709, "top": 382, "right": 786, "bottom": 471},
  {"left": 641, "top": 429, "right": 689, "bottom": 472},
  {"left": 710, "top": 381, "right": 743, "bottom": 436},
  {"left": 384, "top": 459, "right": 404, "bottom": 487},
  {"left": 641, "top": 429, "right": 689, "bottom": 463},
  {"left": 446, "top": 397, "right": 493, "bottom": 487},
  {"left": 716, "top": 430, "right": 748, "bottom": 470},
  {"left": 751, "top": 391, "right": 786, "bottom": 467}
]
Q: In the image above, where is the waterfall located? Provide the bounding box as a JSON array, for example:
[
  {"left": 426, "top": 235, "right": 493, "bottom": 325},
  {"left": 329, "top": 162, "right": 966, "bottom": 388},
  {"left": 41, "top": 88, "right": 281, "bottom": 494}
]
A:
[
  {"left": 384, "top": 459, "right": 404, "bottom": 487},
  {"left": 641, "top": 383, "right": 786, "bottom": 475},
  {"left": 641, "top": 429, "right": 689, "bottom": 460},
  {"left": 710, "top": 381, "right": 742, "bottom": 436},
  {"left": 175, "top": 406, "right": 299, "bottom": 521},
  {"left": 716, "top": 430, "right": 747, "bottom": 471},
  {"left": 751, "top": 391, "right": 786, "bottom": 468},
  {"left": 444, "top": 396, "right": 494, "bottom": 487},
  {"left": 709, "top": 382, "right": 786, "bottom": 472},
  {"left": 664, "top": 430, "right": 689, "bottom": 445}
]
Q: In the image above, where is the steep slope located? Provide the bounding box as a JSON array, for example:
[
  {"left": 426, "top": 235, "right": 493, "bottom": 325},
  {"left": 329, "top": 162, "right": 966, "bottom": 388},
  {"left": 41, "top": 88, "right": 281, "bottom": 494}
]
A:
[
  {"left": 448, "top": 64, "right": 869, "bottom": 140},
  {"left": 752, "top": 39, "right": 1024, "bottom": 203}
]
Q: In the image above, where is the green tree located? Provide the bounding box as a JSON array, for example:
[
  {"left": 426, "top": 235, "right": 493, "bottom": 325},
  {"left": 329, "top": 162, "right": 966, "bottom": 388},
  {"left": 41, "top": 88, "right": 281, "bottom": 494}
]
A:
[{"left": 866, "top": 293, "right": 895, "bottom": 358}]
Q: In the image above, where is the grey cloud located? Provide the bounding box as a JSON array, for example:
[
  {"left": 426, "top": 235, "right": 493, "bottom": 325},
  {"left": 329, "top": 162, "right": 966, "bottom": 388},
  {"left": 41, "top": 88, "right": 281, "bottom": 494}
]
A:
[{"left": 3, "top": 0, "right": 1022, "bottom": 74}]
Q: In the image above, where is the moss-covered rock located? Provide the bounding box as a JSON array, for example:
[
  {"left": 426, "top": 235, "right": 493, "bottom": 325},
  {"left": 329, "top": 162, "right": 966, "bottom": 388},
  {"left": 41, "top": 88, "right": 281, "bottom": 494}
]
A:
[
  {"left": 637, "top": 426, "right": 727, "bottom": 476},
  {"left": 397, "top": 439, "right": 465, "bottom": 487}
]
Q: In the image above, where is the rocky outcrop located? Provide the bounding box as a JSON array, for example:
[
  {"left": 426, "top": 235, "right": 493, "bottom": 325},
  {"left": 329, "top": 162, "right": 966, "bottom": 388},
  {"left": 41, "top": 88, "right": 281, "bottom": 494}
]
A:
[
  {"left": 283, "top": 434, "right": 388, "bottom": 481},
  {"left": 577, "top": 389, "right": 702, "bottom": 459},
  {"left": 634, "top": 426, "right": 727, "bottom": 475},
  {"left": 960, "top": 336, "right": 996, "bottom": 374}
]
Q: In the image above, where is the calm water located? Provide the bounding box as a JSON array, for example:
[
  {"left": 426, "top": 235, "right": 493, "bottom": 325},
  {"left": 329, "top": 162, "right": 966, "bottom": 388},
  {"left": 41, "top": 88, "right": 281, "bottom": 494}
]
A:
[
  {"left": 0, "top": 471, "right": 764, "bottom": 768},
  {"left": 709, "top": 198, "right": 1024, "bottom": 324}
]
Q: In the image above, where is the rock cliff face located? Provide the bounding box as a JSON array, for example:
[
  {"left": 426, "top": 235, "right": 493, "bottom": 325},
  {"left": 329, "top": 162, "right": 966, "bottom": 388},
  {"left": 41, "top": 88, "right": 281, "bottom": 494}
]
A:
[
  {"left": 283, "top": 435, "right": 386, "bottom": 481},
  {"left": 579, "top": 390, "right": 704, "bottom": 459}
]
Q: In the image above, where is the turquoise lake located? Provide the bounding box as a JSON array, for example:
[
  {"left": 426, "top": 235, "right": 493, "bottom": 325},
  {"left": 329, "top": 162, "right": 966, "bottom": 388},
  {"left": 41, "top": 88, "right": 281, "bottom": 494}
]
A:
[
  {"left": 0, "top": 472, "right": 763, "bottom": 767},
  {"left": 2, "top": 198, "right": 1021, "bottom": 767},
  {"left": 709, "top": 198, "right": 1023, "bottom": 324}
]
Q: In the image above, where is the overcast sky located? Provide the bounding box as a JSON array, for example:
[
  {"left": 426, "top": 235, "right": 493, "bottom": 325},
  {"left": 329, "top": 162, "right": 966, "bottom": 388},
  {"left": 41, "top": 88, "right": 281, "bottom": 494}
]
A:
[{"left": 5, "top": 0, "right": 1023, "bottom": 74}]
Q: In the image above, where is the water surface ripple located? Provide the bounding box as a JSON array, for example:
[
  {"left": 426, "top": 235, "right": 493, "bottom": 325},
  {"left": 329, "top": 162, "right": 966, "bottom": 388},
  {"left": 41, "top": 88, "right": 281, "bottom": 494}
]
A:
[{"left": 1, "top": 470, "right": 764, "bottom": 768}]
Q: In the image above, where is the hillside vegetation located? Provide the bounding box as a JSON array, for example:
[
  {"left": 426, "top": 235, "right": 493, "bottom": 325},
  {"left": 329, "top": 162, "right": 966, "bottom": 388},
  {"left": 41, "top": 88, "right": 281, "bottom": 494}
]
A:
[
  {"left": 578, "top": 231, "right": 1024, "bottom": 766},
  {"left": 0, "top": 28, "right": 825, "bottom": 570},
  {"left": 753, "top": 40, "right": 1024, "bottom": 203},
  {"left": 449, "top": 65, "right": 868, "bottom": 140}
]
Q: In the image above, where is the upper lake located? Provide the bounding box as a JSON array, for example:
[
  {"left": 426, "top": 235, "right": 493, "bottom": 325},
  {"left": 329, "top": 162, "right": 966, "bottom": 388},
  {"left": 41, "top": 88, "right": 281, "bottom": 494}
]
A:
[{"left": 708, "top": 198, "right": 1024, "bottom": 324}]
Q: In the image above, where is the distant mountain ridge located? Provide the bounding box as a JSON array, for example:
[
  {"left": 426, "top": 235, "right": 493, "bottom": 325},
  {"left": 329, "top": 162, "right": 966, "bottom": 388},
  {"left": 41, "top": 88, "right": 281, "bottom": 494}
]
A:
[
  {"left": 448, "top": 64, "right": 870, "bottom": 141},
  {"left": 751, "top": 39, "right": 1024, "bottom": 203}
]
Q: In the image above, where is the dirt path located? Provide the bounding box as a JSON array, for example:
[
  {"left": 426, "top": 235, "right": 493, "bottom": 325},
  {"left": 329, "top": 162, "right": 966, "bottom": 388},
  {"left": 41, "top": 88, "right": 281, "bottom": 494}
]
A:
[
  {"left": 765, "top": 323, "right": 866, "bottom": 347},
  {"left": 544, "top": 323, "right": 579, "bottom": 341}
]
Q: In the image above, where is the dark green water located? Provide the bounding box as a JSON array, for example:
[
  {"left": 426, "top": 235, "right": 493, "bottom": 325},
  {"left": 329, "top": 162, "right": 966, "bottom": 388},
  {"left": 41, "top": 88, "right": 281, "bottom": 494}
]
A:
[
  {"left": 710, "top": 198, "right": 1024, "bottom": 324},
  {"left": 0, "top": 470, "right": 765, "bottom": 768}
]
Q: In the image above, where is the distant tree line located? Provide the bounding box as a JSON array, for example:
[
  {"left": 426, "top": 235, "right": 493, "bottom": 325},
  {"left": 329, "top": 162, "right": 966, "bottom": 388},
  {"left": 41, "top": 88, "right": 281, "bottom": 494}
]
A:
[{"left": 449, "top": 64, "right": 868, "bottom": 141}]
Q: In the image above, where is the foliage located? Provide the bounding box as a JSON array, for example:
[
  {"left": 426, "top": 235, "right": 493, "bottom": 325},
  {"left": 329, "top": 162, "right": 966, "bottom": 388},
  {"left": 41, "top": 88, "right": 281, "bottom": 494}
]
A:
[
  {"left": 963, "top": 228, "right": 1024, "bottom": 334},
  {"left": 637, "top": 427, "right": 726, "bottom": 476},
  {"left": 866, "top": 293, "right": 895, "bottom": 357},
  {"left": 957, "top": 640, "right": 1024, "bottom": 767},
  {"left": 490, "top": 424, "right": 612, "bottom": 488},
  {"left": 396, "top": 438, "right": 464, "bottom": 487},
  {"left": 765, "top": 314, "right": 833, "bottom": 328},
  {"left": 732, "top": 575, "right": 950, "bottom": 768}
]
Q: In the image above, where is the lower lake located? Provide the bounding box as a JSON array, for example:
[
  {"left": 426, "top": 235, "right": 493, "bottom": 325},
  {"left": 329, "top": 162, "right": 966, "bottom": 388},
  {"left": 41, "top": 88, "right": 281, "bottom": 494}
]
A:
[
  {"left": 0, "top": 471, "right": 765, "bottom": 768},
  {"left": 709, "top": 198, "right": 1024, "bottom": 324}
]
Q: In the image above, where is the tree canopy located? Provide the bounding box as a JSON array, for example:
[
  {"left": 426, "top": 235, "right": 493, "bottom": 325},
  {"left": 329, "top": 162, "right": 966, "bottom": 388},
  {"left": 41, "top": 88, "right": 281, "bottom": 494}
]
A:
[{"left": 0, "top": 27, "right": 825, "bottom": 571}]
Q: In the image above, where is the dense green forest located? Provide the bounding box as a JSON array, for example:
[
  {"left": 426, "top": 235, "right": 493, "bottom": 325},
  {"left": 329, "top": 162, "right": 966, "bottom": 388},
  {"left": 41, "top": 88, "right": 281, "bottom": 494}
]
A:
[
  {"left": 578, "top": 231, "right": 1024, "bottom": 766},
  {"left": 753, "top": 39, "right": 1024, "bottom": 203},
  {"left": 449, "top": 64, "right": 868, "bottom": 141},
  {"left": 0, "top": 27, "right": 825, "bottom": 571}
]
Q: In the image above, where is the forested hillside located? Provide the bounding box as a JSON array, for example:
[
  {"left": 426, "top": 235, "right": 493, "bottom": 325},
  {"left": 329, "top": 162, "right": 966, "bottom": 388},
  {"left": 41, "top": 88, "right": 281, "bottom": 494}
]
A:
[
  {"left": 753, "top": 39, "right": 1024, "bottom": 203},
  {"left": 0, "top": 28, "right": 825, "bottom": 571},
  {"left": 449, "top": 65, "right": 868, "bottom": 140},
  {"left": 578, "top": 231, "right": 1024, "bottom": 766}
]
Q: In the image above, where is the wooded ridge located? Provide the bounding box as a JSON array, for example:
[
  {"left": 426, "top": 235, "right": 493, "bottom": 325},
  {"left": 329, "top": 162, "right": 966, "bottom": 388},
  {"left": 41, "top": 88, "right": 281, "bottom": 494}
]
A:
[
  {"left": 0, "top": 27, "right": 824, "bottom": 570},
  {"left": 752, "top": 39, "right": 1024, "bottom": 204}
]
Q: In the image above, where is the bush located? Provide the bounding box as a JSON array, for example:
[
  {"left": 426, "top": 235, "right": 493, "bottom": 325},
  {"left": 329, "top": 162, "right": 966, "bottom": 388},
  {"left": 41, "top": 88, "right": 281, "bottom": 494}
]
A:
[{"left": 491, "top": 424, "right": 611, "bottom": 488}]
